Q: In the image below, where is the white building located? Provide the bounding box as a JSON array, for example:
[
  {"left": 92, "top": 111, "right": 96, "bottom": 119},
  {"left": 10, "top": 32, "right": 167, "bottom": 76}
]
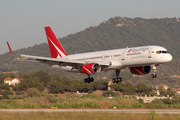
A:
[{"left": 4, "top": 78, "right": 21, "bottom": 85}]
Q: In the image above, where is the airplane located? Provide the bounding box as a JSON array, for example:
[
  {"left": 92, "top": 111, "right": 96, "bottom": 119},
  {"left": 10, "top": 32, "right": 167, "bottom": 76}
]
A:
[{"left": 7, "top": 26, "right": 172, "bottom": 83}]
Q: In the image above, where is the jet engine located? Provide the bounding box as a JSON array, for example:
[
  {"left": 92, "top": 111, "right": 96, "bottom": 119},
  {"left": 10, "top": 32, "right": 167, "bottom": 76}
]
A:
[
  {"left": 81, "top": 63, "right": 101, "bottom": 75},
  {"left": 130, "top": 66, "right": 151, "bottom": 75}
]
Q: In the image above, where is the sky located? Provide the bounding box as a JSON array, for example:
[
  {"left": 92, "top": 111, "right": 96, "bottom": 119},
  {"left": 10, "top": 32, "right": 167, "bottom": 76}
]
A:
[{"left": 0, "top": 0, "right": 179, "bottom": 55}]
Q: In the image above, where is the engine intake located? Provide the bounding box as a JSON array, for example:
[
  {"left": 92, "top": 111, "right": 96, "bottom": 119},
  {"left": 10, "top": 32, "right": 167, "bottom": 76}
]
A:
[
  {"left": 81, "top": 63, "right": 101, "bottom": 75},
  {"left": 130, "top": 66, "right": 151, "bottom": 75}
]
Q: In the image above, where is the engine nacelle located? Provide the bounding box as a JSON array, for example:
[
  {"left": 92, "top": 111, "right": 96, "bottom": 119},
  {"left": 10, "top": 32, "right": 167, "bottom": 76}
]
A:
[
  {"left": 130, "top": 66, "right": 151, "bottom": 75},
  {"left": 81, "top": 63, "right": 101, "bottom": 75}
]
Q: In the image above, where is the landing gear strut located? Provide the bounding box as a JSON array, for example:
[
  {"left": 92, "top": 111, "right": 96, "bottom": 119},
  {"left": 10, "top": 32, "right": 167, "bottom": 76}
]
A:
[
  {"left": 151, "top": 65, "right": 158, "bottom": 78},
  {"left": 112, "top": 69, "right": 122, "bottom": 83},
  {"left": 84, "top": 75, "right": 94, "bottom": 83}
]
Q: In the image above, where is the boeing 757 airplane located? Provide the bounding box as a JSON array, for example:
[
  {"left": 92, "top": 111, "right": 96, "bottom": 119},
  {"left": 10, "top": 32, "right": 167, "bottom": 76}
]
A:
[{"left": 7, "top": 26, "right": 172, "bottom": 83}]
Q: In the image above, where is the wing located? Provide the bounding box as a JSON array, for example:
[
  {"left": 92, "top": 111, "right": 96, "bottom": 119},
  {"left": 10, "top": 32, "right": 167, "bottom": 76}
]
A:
[
  {"left": 19, "top": 54, "right": 111, "bottom": 68},
  {"left": 7, "top": 42, "right": 110, "bottom": 68}
]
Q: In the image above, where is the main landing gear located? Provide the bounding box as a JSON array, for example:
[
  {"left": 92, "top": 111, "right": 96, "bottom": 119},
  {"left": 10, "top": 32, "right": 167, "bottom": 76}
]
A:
[
  {"left": 151, "top": 65, "right": 158, "bottom": 78},
  {"left": 84, "top": 75, "right": 94, "bottom": 83},
  {"left": 112, "top": 69, "right": 122, "bottom": 83}
]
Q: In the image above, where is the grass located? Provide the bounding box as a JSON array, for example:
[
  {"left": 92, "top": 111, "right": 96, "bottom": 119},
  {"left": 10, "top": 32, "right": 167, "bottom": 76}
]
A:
[
  {"left": 0, "top": 95, "right": 137, "bottom": 109},
  {"left": 0, "top": 112, "right": 180, "bottom": 120},
  {"left": 1, "top": 94, "right": 180, "bottom": 109}
]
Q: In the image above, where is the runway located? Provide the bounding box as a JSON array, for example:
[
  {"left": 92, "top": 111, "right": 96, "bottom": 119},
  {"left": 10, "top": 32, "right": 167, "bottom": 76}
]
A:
[{"left": 0, "top": 109, "right": 180, "bottom": 114}]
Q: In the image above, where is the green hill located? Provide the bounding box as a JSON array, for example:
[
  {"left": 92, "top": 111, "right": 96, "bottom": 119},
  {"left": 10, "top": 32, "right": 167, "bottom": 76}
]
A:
[{"left": 0, "top": 17, "right": 180, "bottom": 87}]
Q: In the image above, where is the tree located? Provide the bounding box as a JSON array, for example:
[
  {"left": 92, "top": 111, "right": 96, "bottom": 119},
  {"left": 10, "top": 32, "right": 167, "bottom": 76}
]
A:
[
  {"left": 159, "top": 85, "right": 165, "bottom": 95},
  {"left": 32, "top": 70, "right": 49, "bottom": 86},
  {"left": 149, "top": 91, "right": 156, "bottom": 96},
  {"left": 0, "top": 83, "right": 10, "bottom": 90},
  {"left": 49, "top": 80, "right": 65, "bottom": 94},
  {"left": 136, "top": 83, "right": 152, "bottom": 95},
  {"left": 26, "top": 88, "right": 40, "bottom": 97}
]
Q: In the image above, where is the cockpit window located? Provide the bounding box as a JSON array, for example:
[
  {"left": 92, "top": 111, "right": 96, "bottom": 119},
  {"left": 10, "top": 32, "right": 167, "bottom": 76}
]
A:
[{"left": 156, "top": 51, "right": 169, "bottom": 54}]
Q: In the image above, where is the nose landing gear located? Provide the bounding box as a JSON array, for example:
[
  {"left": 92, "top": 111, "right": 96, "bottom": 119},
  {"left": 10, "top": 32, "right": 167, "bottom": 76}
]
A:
[{"left": 151, "top": 65, "right": 158, "bottom": 78}]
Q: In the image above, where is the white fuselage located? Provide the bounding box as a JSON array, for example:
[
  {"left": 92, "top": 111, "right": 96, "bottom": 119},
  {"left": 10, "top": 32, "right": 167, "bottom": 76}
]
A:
[{"left": 53, "top": 45, "right": 172, "bottom": 72}]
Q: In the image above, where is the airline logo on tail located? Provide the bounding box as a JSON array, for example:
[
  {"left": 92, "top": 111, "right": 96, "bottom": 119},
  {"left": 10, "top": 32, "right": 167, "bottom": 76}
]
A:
[{"left": 45, "top": 26, "right": 68, "bottom": 58}]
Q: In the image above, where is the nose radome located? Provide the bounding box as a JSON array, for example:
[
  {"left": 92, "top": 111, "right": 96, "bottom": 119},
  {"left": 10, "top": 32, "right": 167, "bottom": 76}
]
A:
[{"left": 167, "top": 54, "right": 172, "bottom": 62}]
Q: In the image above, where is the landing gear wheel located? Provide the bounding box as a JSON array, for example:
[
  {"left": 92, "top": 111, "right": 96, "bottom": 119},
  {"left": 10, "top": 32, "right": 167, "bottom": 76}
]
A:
[
  {"left": 112, "top": 79, "right": 115, "bottom": 83},
  {"left": 84, "top": 76, "right": 94, "bottom": 83},
  {"left": 112, "top": 70, "right": 122, "bottom": 84},
  {"left": 118, "top": 77, "right": 122, "bottom": 82},
  {"left": 84, "top": 78, "right": 87, "bottom": 83},
  {"left": 90, "top": 77, "right": 94, "bottom": 82},
  {"left": 151, "top": 64, "right": 158, "bottom": 78},
  {"left": 154, "top": 74, "right": 157, "bottom": 78},
  {"left": 151, "top": 73, "right": 157, "bottom": 78}
]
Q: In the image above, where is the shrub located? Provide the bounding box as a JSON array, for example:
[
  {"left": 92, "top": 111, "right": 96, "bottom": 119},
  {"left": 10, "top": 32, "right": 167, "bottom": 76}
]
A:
[
  {"left": 151, "top": 99, "right": 163, "bottom": 104},
  {"left": 171, "top": 96, "right": 180, "bottom": 104},
  {"left": 132, "top": 102, "right": 144, "bottom": 108},
  {"left": 0, "top": 84, "right": 10, "bottom": 90},
  {"left": 138, "top": 98, "right": 144, "bottom": 103},
  {"left": 162, "top": 98, "right": 171, "bottom": 104},
  {"left": 151, "top": 110, "right": 158, "bottom": 120},
  {"left": 2, "top": 94, "right": 9, "bottom": 99},
  {"left": 26, "top": 88, "right": 40, "bottom": 97},
  {"left": 81, "top": 94, "right": 104, "bottom": 99},
  {"left": 40, "top": 92, "right": 47, "bottom": 97},
  {"left": 4, "top": 90, "right": 13, "bottom": 95},
  {"left": 102, "top": 90, "right": 117, "bottom": 97},
  {"left": 49, "top": 102, "right": 101, "bottom": 109},
  {"left": 0, "top": 90, "right": 14, "bottom": 99},
  {"left": 8, "top": 95, "right": 26, "bottom": 99},
  {"left": 9, "top": 85, "right": 14, "bottom": 87},
  {"left": 0, "top": 96, "right": 3, "bottom": 100},
  {"left": 16, "top": 91, "right": 25, "bottom": 95}
]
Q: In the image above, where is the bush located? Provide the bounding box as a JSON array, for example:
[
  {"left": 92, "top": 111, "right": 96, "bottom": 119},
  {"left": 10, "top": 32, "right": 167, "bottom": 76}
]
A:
[
  {"left": 2, "top": 94, "right": 9, "bottom": 99},
  {"left": 0, "top": 96, "right": 3, "bottom": 100},
  {"left": 49, "top": 101, "right": 101, "bottom": 109},
  {"left": 162, "top": 98, "right": 171, "bottom": 104},
  {"left": 81, "top": 94, "right": 104, "bottom": 99},
  {"left": 151, "top": 99, "right": 163, "bottom": 104},
  {"left": 16, "top": 91, "right": 25, "bottom": 95},
  {"left": 0, "top": 84, "right": 10, "bottom": 90},
  {"left": 4, "top": 90, "right": 13, "bottom": 95},
  {"left": 144, "top": 103, "right": 168, "bottom": 109},
  {"left": 102, "top": 90, "right": 117, "bottom": 97},
  {"left": 8, "top": 95, "right": 26, "bottom": 99},
  {"left": 9, "top": 85, "right": 14, "bottom": 87},
  {"left": 132, "top": 102, "right": 145, "bottom": 108},
  {"left": 138, "top": 98, "right": 144, "bottom": 103},
  {"left": 151, "top": 110, "right": 158, "bottom": 120},
  {"left": 40, "top": 92, "right": 47, "bottom": 97},
  {"left": 26, "top": 88, "right": 40, "bottom": 97},
  {"left": 0, "top": 90, "right": 14, "bottom": 99},
  {"left": 171, "top": 96, "right": 180, "bottom": 104}
]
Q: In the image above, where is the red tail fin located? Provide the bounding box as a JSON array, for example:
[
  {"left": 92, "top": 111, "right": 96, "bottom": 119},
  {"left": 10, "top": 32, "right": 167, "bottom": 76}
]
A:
[
  {"left": 45, "top": 26, "right": 68, "bottom": 58},
  {"left": 7, "top": 42, "right": 14, "bottom": 54}
]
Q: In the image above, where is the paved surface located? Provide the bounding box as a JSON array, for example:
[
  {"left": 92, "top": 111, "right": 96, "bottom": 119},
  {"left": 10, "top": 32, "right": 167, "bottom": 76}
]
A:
[{"left": 0, "top": 109, "right": 180, "bottom": 114}]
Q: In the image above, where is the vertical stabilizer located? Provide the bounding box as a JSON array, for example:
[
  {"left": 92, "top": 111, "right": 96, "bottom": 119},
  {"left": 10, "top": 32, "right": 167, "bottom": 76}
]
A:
[{"left": 45, "top": 26, "right": 68, "bottom": 58}]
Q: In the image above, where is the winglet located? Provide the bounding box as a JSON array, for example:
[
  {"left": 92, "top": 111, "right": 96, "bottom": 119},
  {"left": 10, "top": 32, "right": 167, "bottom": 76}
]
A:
[{"left": 7, "top": 42, "right": 14, "bottom": 54}]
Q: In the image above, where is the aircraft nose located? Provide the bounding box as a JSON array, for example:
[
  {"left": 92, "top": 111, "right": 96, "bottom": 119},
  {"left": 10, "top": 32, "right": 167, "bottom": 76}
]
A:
[{"left": 166, "top": 54, "right": 172, "bottom": 62}]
